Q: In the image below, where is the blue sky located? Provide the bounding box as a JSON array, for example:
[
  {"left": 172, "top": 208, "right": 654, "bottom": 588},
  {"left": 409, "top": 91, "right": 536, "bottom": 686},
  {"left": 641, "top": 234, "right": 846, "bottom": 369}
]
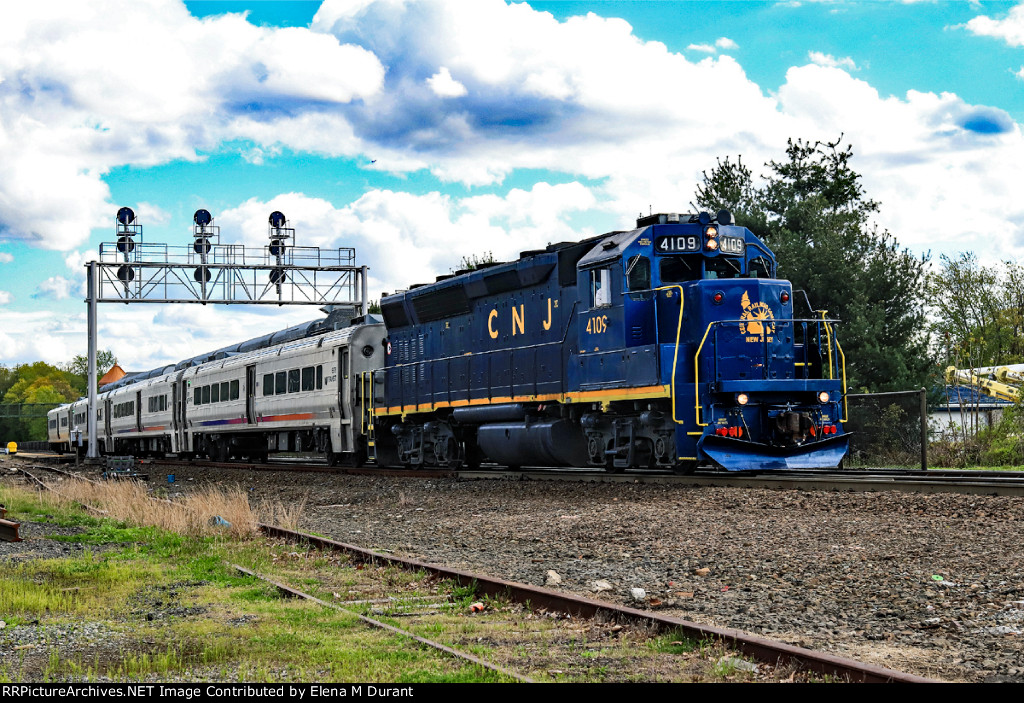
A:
[{"left": 2, "top": 0, "right": 1024, "bottom": 370}]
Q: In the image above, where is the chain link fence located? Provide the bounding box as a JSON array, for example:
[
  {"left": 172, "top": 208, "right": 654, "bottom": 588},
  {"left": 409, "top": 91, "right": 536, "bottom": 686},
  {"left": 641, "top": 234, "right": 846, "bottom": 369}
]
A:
[{"left": 843, "top": 389, "right": 928, "bottom": 469}]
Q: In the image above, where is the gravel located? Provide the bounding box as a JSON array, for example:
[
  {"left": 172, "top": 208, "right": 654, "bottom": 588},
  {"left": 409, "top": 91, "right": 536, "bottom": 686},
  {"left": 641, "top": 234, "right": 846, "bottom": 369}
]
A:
[{"left": 6, "top": 459, "right": 1024, "bottom": 682}]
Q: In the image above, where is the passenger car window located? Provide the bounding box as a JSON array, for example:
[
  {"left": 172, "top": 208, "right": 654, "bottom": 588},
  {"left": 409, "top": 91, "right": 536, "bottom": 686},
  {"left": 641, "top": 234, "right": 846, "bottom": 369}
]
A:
[
  {"left": 230, "top": 380, "right": 239, "bottom": 400},
  {"left": 288, "top": 369, "right": 300, "bottom": 393},
  {"left": 301, "top": 367, "right": 314, "bottom": 391},
  {"left": 263, "top": 374, "right": 274, "bottom": 397},
  {"left": 275, "top": 371, "right": 287, "bottom": 395}
]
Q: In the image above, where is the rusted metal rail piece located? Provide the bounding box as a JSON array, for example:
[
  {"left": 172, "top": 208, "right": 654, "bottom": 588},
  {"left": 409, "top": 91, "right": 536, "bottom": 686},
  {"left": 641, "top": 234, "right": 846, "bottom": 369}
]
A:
[
  {"left": 0, "top": 518, "right": 22, "bottom": 542},
  {"left": 231, "top": 564, "right": 533, "bottom": 683},
  {"left": 259, "top": 523, "right": 938, "bottom": 684}
]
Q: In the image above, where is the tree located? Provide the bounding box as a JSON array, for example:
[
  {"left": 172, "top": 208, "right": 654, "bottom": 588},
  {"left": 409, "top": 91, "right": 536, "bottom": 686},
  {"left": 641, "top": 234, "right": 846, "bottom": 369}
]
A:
[
  {"left": 694, "top": 136, "right": 932, "bottom": 392},
  {"left": 65, "top": 349, "right": 118, "bottom": 378},
  {"left": 927, "top": 253, "right": 1024, "bottom": 368},
  {"left": 0, "top": 361, "right": 83, "bottom": 442}
]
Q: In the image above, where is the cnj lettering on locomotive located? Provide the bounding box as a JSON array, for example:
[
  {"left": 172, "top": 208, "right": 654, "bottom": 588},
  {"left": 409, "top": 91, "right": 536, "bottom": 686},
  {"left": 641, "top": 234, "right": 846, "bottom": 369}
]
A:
[{"left": 487, "top": 297, "right": 558, "bottom": 339}]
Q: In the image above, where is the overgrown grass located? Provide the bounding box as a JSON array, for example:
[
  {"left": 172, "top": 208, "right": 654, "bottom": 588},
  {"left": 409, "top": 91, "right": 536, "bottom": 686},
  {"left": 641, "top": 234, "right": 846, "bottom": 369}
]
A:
[{"left": 0, "top": 481, "right": 805, "bottom": 683}]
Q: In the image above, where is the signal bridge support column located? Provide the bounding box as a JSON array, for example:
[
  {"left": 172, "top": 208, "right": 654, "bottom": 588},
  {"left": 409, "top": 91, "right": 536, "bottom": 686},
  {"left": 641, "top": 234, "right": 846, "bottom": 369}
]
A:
[{"left": 87, "top": 261, "right": 99, "bottom": 460}]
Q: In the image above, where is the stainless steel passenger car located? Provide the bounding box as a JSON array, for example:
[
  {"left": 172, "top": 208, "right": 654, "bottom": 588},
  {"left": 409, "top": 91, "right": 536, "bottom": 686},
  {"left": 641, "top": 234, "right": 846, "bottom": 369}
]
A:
[{"left": 46, "top": 319, "right": 386, "bottom": 464}]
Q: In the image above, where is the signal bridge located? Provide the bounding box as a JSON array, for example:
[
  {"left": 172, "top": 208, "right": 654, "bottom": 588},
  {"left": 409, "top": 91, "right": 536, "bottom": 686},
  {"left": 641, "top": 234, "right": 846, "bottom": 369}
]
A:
[
  {"left": 98, "top": 207, "right": 365, "bottom": 306},
  {"left": 84, "top": 207, "right": 369, "bottom": 459}
]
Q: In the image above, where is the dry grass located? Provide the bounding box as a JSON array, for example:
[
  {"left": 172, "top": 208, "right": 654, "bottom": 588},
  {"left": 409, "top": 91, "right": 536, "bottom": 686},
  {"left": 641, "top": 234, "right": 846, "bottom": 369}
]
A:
[
  {"left": 257, "top": 492, "right": 308, "bottom": 531},
  {"left": 45, "top": 477, "right": 263, "bottom": 539}
]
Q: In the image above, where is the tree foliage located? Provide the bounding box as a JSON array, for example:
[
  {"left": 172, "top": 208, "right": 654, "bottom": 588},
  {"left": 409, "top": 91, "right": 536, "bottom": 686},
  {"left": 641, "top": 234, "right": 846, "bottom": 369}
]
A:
[
  {"left": 64, "top": 349, "right": 118, "bottom": 378},
  {"left": 0, "top": 361, "right": 87, "bottom": 442},
  {"left": 694, "top": 136, "right": 932, "bottom": 392},
  {"left": 926, "top": 253, "right": 1024, "bottom": 368}
]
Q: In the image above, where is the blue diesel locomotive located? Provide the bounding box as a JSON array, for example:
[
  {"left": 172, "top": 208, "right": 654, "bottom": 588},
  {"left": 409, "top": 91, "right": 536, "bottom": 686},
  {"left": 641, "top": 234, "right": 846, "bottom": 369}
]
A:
[{"left": 372, "top": 210, "right": 849, "bottom": 472}]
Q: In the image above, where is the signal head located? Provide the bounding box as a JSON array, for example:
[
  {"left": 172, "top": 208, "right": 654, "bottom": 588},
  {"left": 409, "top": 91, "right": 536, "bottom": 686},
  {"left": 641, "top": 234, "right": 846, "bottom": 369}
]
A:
[
  {"left": 116, "top": 206, "right": 136, "bottom": 226},
  {"left": 193, "top": 209, "right": 212, "bottom": 226}
]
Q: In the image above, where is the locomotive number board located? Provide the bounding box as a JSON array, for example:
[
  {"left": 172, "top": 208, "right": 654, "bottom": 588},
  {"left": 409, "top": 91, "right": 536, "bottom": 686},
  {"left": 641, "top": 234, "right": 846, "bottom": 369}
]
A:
[{"left": 655, "top": 235, "right": 746, "bottom": 255}]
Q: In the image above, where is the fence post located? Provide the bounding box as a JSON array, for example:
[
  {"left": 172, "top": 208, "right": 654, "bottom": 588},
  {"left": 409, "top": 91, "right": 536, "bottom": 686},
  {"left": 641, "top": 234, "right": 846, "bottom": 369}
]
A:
[{"left": 920, "top": 387, "right": 928, "bottom": 471}]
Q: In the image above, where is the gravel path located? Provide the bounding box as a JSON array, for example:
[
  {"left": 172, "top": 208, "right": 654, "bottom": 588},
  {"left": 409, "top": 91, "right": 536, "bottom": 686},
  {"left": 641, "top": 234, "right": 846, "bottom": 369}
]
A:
[{"left": 8, "top": 458, "right": 1024, "bottom": 682}]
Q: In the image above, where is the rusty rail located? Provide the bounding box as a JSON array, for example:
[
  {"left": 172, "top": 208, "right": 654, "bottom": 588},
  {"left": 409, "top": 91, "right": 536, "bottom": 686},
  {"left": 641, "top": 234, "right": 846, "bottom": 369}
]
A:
[
  {"left": 0, "top": 518, "right": 22, "bottom": 542},
  {"left": 259, "top": 523, "right": 939, "bottom": 683}
]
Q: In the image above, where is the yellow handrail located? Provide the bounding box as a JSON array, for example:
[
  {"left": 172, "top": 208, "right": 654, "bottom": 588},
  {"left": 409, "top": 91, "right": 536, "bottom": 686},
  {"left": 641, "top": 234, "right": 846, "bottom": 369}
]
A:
[
  {"left": 693, "top": 323, "right": 715, "bottom": 427},
  {"left": 818, "top": 310, "right": 834, "bottom": 380},
  {"left": 647, "top": 285, "right": 686, "bottom": 425}
]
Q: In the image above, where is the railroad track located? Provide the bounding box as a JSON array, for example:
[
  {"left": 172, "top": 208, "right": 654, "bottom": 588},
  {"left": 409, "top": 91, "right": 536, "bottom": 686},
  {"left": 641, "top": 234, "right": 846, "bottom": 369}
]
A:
[
  {"left": 11, "top": 462, "right": 937, "bottom": 683},
  {"left": 23, "top": 452, "right": 1024, "bottom": 496}
]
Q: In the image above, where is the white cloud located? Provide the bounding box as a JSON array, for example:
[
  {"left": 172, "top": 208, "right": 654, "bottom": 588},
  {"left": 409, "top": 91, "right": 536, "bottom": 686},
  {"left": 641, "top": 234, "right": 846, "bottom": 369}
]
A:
[
  {"left": 32, "top": 276, "right": 73, "bottom": 300},
  {"left": 0, "top": 0, "right": 384, "bottom": 250},
  {"left": 3, "top": 0, "right": 1024, "bottom": 298},
  {"left": 0, "top": 253, "right": 12, "bottom": 264},
  {"left": 427, "top": 67, "right": 468, "bottom": 97},
  {"left": 136, "top": 203, "right": 172, "bottom": 227},
  {"left": 688, "top": 38, "right": 737, "bottom": 54},
  {"left": 0, "top": 291, "right": 10, "bottom": 305},
  {"left": 216, "top": 182, "right": 598, "bottom": 297},
  {"left": 808, "top": 51, "right": 858, "bottom": 70},
  {"left": 964, "top": 3, "right": 1024, "bottom": 46}
]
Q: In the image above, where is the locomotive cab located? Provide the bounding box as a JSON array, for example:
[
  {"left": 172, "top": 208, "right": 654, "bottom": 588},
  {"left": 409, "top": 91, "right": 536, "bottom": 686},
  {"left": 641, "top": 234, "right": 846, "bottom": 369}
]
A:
[{"left": 633, "top": 211, "right": 849, "bottom": 470}]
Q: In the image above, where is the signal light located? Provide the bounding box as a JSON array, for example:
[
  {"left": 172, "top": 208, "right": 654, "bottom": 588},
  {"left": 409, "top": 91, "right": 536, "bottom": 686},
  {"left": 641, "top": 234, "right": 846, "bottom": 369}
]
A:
[
  {"left": 194, "top": 237, "right": 211, "bottom": 254},
  {"left": 116, "top": 236, "right": 135, "bottom": 254},
  {"left": 781, "top": 292, "right": 790, "bottom": 303},
  {"left": 704, "top": 225, "right": 718, "bottom": 238},
  {"left": 270, "top": 268, "right": 287, "bottom": 284},
  {"left": 116, "top": 207, "right": 136, "bottom": 226},
  {"left": 713, "top": 292, "right": 724, "bottom": 304},
  {"left": 116, "top": 265, "right": 135, "bottom": 282},
  {"left": 194, "top": 268, "right": 210, "bottom": 283},
  {"left": 736, "top": 393, "right": 749, "bottom": 405},
  {"left": 704, "top": 238, "right": 719, "bottom": 251},
  {"left": 818, "top": 391, "right": 830, "bottom": 403}
]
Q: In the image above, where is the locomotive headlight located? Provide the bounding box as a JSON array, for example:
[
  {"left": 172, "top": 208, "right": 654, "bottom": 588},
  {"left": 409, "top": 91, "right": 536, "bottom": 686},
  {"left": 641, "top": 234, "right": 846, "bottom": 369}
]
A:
[
  {"left": 736, "top": 393, "right": 749, "bottom": 405},
  {"left": 818, "top": 391, "right": 830, "bottom": 403},
  {"left": 704, "top": 225, "right": 718, "bottom": 238},
  {"left": 704, "top": 238, "right": 719, "bottom": 251}
]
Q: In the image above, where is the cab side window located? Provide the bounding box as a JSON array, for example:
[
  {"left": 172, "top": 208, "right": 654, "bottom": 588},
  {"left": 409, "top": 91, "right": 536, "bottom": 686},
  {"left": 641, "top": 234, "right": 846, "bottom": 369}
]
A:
[
  {"left": 626, "top": 256, "right": 650, "bottom": 291},
  {"left": 590, "top": 268, "right": 612, "bottom": 308}
]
